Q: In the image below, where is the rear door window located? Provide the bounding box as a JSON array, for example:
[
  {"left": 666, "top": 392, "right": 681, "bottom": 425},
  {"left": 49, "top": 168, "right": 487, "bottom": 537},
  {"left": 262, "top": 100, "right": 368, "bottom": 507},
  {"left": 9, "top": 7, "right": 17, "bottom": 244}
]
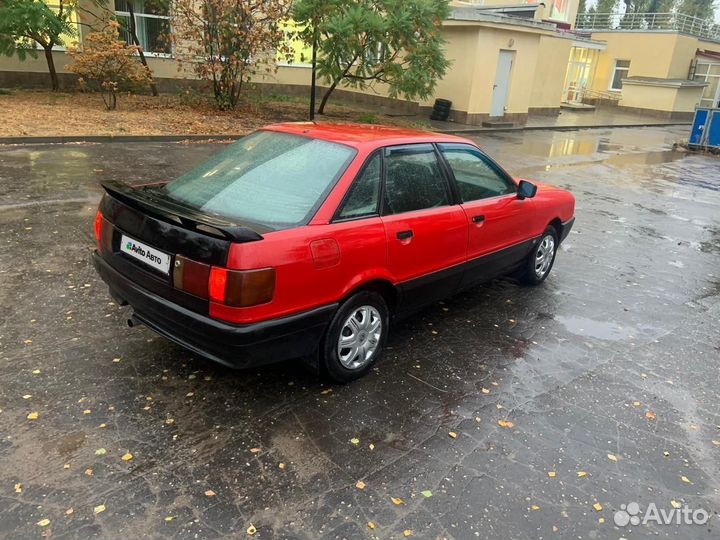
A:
[
  {"left": 164, "top": 131, "right": 356, "bottom": 228},
  {"left": 383, "top": 144, "right": 450, "bottom": 214}
]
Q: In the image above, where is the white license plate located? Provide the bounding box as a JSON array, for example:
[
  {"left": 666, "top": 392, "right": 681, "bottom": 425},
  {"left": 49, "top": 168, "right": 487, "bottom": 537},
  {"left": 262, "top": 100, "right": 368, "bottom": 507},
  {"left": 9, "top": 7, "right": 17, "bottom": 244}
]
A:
[{"left": 120, "top": 234, "right": 171, "bottom": 274}]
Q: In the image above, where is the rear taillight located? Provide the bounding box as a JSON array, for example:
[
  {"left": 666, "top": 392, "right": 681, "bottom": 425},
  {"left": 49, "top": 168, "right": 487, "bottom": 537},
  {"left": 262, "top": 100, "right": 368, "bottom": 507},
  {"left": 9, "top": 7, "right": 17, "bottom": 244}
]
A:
[
  {"left": 94, "top": 210, "right": 103, "bottom": 244},
  {"left": 208, "top": 267, "right": 275, "bottom": 307},
  {"left": 173, "top": 255, "right": 211, "bottom": 299}
]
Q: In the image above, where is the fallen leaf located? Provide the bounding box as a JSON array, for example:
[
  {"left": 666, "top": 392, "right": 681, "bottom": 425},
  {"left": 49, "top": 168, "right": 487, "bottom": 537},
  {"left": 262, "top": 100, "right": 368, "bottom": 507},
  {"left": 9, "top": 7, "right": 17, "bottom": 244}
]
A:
[
  {"left": 27, "top": 412, "right": 39, "bottom": 420},
  {"left": 350, "top": 438, "right": 360, "bottom": 445},
  {"left": 165, "top": 418, "right": 175, "bottom": 425},
  {"left": 367, "top": 521, "right": 376, "bottom": 529},
  {"left": 598, "top": 517, "right": 605, "bottom": 524},
  {"left": 356, "top": 481, "right": 366, "bottom": 490},
  {"left": 22, "top": 395, "right": 32, "bottom": 400},
  {"left": 481, "top": 388, "right": 490, "bottom": 394},
  {"left": 712, "top": 440, "right": 720, "bottom": 446},
  {"left": 98, "top": 423, "right": 107, "bottom": 429},
  {"left": 646, "top": 411, "right": 656, "bottom": 420},
  {"left": 63, "top": 464, "right": 70, "bottom": 469},
  {"left": 83, "top": 409, "right": 91, "bottom": 415},
  {"left": 690, "top": 424, "right": 699, "bottom": 430},
  {"left": 320, "top": 388, "right": 332, "bottom": 395},
  {"left": 85, "top": 468, "right": 93, "bottom": 476},
  {"left": 121, "top": 452, "right": 133, "bottom": 462},
  {"left": 93, "top": 504, "right": 106, "bottom": 514},
  {"left": 65, "top": 507, "right": 74, "bottom": 516},
  {"left": 24, "top": 340, "right": 33, "bottom": 344},
  {"left": 577, "top": 471, "right": 588, "bottom": 477},
  {"left": 681, "top": 476, "right": 691, "bottom": 484},
  {"left": 593, "top": 502, "right": 603, "bottom": 512},
  {"left": 247, "top": 523, "right": 257, "bottom": 535},
  {"left": 632, "top": 401, "right": 641, "bottom": 407},
  {"left": 421, "top": 490, "right": 433, "bottom": 498},
  {"left": 475, "top": 416, "right": 482, "bottom": 423},
  {"left": 403, "top": 530, "right": 413, "bottom": 537},
  {"left": 497, "top": 419, "right": 514, "bottom": 428},
  {"left": 607, "top": 453, "right": 618, "bottom": 462},
  {"left": 391, "top": 497, "right": 404, "bottom": 505},
  {"left": 32, "top": 369, "right": 41, "bottom": 375},
  {"left": 369, "top": 443, "right": 375, "bottom": 450},
  {"left": 205, "top": 490, "right": 216, "bottom": 497},
  {"left": 185, "top": 392, "right": 194, "bottom": 397},
  {"left": 112, "top": 357, "right": 121, "bottom": 363},
  {"left": 663, "top": 451, "right": 670, "bottom": 457},
  {"left": 547, "top": 471, "right": 556, "bottom": 478},
  {"left": 37, "top": 519, "right": 50, "bottom": 527},
  {"left": 531, "top": 504, "right": 540, "bottom": 511},
  {"left": 250, "top": 448, "right": 261, "bottom": 454},
  {"left": 671, "top": 500, "right": 681, "bottom": 509},
  {"left": 448, "top": 431, "right": 457, "bottom": 439},
  {"left": 14, "top": 483, "right": 22, "bottom": 493},
  {"left": 95, "top": 448, "right": 107, "bottom": 456},
  {"left": 278, "top": 463, "right": 285, "bottom": 470},
  {"left": 164, "top": 516, "right": 174, "bottom": 522}
]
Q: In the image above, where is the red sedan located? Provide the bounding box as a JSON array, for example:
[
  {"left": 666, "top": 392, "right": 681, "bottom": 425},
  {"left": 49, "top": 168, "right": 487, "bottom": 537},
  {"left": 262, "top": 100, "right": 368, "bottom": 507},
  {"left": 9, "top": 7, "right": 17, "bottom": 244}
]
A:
[{"left": 93, "top": 123, "right": 575, "bottom": 382}]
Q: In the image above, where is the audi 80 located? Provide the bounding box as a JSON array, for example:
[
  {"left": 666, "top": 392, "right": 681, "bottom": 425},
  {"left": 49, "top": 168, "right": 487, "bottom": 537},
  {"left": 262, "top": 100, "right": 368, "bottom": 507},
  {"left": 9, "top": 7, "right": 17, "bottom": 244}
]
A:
[{"left": 92, "top": 123, "right": 575, "bottom": 382}]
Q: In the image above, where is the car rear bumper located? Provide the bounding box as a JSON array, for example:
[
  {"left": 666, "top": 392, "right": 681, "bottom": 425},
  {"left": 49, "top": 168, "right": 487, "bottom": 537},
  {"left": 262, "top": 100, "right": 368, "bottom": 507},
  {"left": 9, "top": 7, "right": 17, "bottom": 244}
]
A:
[
  {"left": 560, "top": 217, "right": 575, "bottom": 243},
  {"left": 92, "top": 251, "right": 337, "bottom": 369}
]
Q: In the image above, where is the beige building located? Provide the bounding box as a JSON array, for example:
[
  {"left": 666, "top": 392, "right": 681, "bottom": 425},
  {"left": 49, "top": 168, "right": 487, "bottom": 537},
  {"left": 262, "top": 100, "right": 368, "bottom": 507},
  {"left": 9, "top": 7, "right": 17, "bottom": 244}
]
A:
[{"left": 1, "top": 0, "right": 718, "bottom": 124}]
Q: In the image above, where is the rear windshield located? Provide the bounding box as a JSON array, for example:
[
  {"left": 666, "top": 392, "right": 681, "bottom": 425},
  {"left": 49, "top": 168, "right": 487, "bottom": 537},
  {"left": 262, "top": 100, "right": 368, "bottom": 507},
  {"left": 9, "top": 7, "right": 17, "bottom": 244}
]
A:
[{"left": 164, "top": 130, "right": 356, "bottom": 228}]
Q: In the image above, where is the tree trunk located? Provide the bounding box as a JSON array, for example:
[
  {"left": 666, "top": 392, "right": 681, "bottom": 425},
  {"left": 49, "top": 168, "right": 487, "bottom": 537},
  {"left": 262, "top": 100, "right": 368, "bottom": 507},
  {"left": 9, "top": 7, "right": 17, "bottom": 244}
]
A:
[
  {"left": 317, "top": 78, "right": 340, "bottom": 115},
  {"left": 128, "top": 1, "right": 159, "bottom": 97},
  {"left": 43, "top": 46, "right": 59, "bottom": 91}
]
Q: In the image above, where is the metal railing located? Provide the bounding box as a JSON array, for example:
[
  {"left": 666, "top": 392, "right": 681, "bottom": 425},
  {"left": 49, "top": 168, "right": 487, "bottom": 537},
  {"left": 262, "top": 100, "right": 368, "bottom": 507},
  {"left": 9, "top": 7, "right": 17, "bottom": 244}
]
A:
[
  {"left": 575, "top": 12, "right": 720, "bottom": 41},
  {"left": 565, "top": 85, "right": 622, "bottom": 103}
]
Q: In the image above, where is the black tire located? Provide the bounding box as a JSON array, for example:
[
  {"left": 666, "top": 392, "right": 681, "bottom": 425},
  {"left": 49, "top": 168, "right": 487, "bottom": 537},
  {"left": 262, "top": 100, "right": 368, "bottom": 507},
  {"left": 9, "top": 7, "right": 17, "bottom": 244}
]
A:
[
  {"left": 520, "top": 226, "right": 558, "bottom": 286},
  {"left": 434, "top": 98, "right": 452, "bottom": 108},
  {"left": 433, "top": 103, "right": 451, "bottom": 113},
  {"left": 321, "top": 291, "right": 389, "bottom": 383}
]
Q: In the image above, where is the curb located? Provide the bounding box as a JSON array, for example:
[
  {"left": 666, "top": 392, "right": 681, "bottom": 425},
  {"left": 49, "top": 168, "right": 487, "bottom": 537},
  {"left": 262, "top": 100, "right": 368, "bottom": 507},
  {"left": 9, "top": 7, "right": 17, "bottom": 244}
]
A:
[{"left": 0, "top": 122, "right": 692, "bottom": 144}]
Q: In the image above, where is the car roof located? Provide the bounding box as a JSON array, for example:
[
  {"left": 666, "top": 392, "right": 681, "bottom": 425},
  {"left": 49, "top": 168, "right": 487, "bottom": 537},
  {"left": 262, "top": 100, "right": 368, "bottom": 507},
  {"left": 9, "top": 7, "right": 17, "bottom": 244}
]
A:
[{"left": 262, "top": 122, "right": 473, "bottom": 150}]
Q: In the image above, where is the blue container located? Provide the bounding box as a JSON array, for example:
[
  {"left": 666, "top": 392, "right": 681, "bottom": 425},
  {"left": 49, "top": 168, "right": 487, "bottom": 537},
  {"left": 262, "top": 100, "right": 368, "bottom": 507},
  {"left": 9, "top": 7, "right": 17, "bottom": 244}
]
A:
[
  {"left": 689, "top": 108, "right": 710, "bottom": 147},
  {"left": 706, "top": 110, "right": 720, "bottom": 149}
]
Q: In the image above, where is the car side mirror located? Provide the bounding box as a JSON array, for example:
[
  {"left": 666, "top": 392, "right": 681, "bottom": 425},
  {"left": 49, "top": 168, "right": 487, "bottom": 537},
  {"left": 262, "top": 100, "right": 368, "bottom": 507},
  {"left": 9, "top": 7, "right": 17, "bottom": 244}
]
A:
[{"left": 517, "top": 180, "right": 537, "bottom": 200}]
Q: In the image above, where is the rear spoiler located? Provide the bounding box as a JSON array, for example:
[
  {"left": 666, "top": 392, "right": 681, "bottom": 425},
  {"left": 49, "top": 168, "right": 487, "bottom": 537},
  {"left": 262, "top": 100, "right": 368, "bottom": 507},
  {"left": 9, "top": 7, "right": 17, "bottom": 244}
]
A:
[{"left": 100, "top": 181, "right": 267, "bottom": 243}]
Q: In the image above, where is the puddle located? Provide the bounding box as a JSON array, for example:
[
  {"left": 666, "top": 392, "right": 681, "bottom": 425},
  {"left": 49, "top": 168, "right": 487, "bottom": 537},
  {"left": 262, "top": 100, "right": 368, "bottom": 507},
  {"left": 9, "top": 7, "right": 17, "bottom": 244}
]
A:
[{"left": 555, "top": 315, "right": 634, "bottom": 341}]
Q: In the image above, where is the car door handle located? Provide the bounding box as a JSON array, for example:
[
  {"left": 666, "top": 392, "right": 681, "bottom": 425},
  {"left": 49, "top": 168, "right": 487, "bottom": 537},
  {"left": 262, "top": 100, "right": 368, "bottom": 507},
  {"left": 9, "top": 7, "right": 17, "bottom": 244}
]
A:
[
  {"left": 472, "top": 215, "right": 485, "bottom": 223},
  {"left": 396, "top": 230, "right": 413, "bottom": 240}
]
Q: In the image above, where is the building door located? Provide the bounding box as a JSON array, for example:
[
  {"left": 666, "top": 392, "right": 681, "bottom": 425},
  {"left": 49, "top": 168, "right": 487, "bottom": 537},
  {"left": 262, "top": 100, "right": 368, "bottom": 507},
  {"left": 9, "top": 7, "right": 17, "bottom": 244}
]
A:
[{"left": 490, "top": 50, "right": 515, "bottom": 117}]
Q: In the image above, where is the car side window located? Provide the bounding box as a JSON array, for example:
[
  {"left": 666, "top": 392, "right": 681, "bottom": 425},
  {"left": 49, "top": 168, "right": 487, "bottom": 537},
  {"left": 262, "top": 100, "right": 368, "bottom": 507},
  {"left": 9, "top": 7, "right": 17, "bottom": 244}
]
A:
[
  {"left": 383, "top": 144, "right": 450, "bottom": 214},
  {"left": 439, "top": 144, "right": 516, "bottom": 202},
  {"left": 336, "top": 153, "right": 381, "bottom": 220}
]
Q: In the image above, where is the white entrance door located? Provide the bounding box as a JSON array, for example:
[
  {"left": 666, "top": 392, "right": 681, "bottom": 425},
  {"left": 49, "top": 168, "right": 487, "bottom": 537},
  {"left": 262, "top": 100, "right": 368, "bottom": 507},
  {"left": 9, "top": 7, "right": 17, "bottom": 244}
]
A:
[{"left": 491, "top": 50, "right": 515, "bottom": 117}]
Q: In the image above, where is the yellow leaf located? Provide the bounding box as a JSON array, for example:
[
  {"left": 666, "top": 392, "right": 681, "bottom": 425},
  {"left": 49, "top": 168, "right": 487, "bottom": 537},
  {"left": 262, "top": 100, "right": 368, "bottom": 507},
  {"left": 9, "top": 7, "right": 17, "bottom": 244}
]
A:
[
  {"left": 63, "top": 463, "right": 70, "bottom": 469},
  {"left": 98, "top": 423, "right": 107, "bottom": 429},
  {"left": 14, "top": 483, "right": 22, "bottom": 493},
  {"left": 350, "top": 438, "right": 360, "bottom": 445},
  {"left": 367, "top": 521, "right": 376, "bottom": 529},
  {"left": 37, "top": 519, "right": 50, "bottom": 527},
  {"left": 498, "top": 420, "right": 514, "bottom": 428},
  {"left": 369, "top": 443, "right": 375, "bottom": 450},
  {"left": 112, "top": 357, "right": 121, "bottom": 363},
  {"left": 83, "top": 409, "right": 91, "bottom": 415},
  {"left": 165, "top": 418, "right": 175, "bottom": 425},
  {"left": 598, "top": 517, "right": 605, "bottom": 524},
  {"left": 593, "top": 503, "right": 603, "bottom": 512},
  {"left": 22, "top": 395, "right": 32, "bottom": 400},
  {"left": 607, "top": 453, "right": 618, "bottom": 462},
  {"left": 121, "top": 452, "right": 133, "bottom": 462},
  {"left": 320, "top": 388, "right": 332, "bottom": 395},
  {"left": 681, "top": 476, "right": 691, "bottom": 484},
  {"left": 481, "top": 388, "right": 490, "bottom": 394},
  {"left": 547, "top": 471, "right": 556, "bottom": 478},
  {"left": 205, "top": 490, "right": 216, "bottom": 497},
  {"left": 65, "top": 508, "right": 74, "bottom": 516},
  {"left": 247, "top": 523, "right": 257, "bottom": 535},
  {"left": 391, "top": 497, "right": 404, "bottom": 505},
  {"left": 577, "top": 471, "right": 588, "bottom": 477},
  {"left": 356, "top": 481, "right": 366, "bottom": 490},
  {"left": 95, "top": 448, "right": 107, "bottom": 456},
  {"left": 85, "top": 468, "right": 93, "bottom": 476},
  {"left": 475, "top": 416, "right": 482, "bottom": 423},
  {"left": 250, "top": 448, "right": 261, "bottom": 453},
  {"left": 403, "top": 530, "right": 413, "bottom": 537},
  {"left": 27, "top": 412, "right": 39, "bottom": 420},
  {"left": 671, "top": 500, "right": 681, "bottom": 509},
  {"left": 448, "top": 431, "right": 457, "bottom": 439},
  {"left": 632, "top": 401, "right": 641, "bottom": 407},
  {"left": 646, "top": 411, "right": 656, "bottom": 420},
  {"left": 93, "top": 504, "right": 106, "bottom": 514},
  {"left": 531, "top": 504, "right": 540, "bottom": 511},
  {"left": 32, "top": 369, "right": 41, "bottom": 375},
  {"left": 712, "top": 440, "right": 720, "bottom": 446},
  {"left": 164, "top": 516, "right": 174, "bottom": 522}
]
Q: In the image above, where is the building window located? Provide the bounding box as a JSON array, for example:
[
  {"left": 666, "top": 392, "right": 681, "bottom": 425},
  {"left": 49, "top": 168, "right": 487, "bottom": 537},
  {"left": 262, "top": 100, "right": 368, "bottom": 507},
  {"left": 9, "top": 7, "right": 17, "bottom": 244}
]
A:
[
  {"left": 610, "top": 59, "right": 630, "bottom": 90},
  {"left": 115, "top": 0, "right": 171, "bottom": 56},
  {"left": 693, "top": 61, "right": 720, "bottom": 108}
]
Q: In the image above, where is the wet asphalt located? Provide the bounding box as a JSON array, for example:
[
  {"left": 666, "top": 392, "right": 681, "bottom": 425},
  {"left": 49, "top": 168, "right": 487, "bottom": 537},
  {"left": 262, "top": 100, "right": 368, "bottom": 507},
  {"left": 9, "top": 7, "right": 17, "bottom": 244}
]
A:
[{"left": 0, "top": 126, "right": 719, "bottom": 540}]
